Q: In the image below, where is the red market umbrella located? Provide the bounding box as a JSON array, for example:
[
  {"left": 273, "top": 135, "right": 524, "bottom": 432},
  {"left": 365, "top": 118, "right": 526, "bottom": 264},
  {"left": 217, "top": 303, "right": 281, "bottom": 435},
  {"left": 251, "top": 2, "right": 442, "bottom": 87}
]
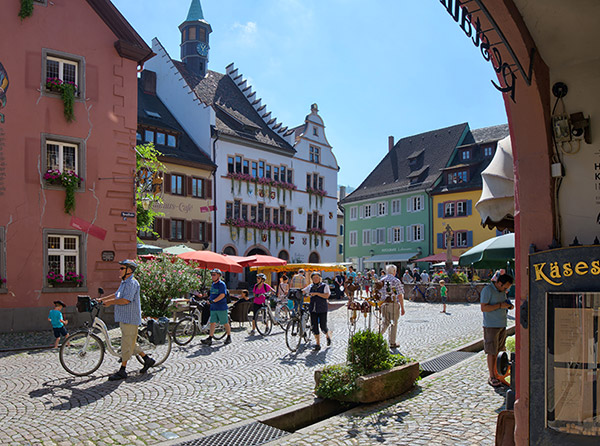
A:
[
  {"left": 224, "top": 254, "right": 288, "bottom": 267},
  {"left": 177, "top": 251, "right": 244, "bottom": 273},
  {"left": 414, "top": 253, "right": 460, "bottom": 263}
]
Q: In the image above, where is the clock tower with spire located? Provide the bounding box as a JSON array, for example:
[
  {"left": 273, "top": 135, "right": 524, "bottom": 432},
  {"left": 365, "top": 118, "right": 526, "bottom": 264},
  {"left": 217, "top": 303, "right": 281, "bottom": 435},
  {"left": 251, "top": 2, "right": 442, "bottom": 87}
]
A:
[{"left": 179, "top": 0, "right": 212, "bottom": 78}]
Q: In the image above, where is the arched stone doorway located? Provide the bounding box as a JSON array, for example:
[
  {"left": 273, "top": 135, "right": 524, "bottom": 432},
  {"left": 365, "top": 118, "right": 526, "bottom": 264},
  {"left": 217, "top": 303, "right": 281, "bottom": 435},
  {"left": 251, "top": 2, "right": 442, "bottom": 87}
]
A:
[
  {"left": 277, "top": 250, "right": 289, "bottom": 261},
  {"left": 308, "top": 251, "right": 320, "bottom": 263},
  {"left": 222, "top": 245, "right": 237, "bottom": 256},
  {"left": 247, "top": 247, "right": 268, "bottom": 256}
]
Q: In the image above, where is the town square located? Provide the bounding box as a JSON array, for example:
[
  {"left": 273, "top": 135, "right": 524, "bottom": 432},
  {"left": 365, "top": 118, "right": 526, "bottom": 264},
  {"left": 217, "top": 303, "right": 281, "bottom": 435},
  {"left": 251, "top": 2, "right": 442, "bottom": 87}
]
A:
[{"left": 0, "top": 1, "right": 599, "bottom": 445}]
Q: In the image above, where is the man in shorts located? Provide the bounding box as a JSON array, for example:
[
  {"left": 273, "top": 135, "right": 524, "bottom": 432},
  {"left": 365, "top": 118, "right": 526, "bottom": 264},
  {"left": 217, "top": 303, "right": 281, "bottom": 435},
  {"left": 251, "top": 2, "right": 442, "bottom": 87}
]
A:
[
  {"left": 480, "top": 273, "right": 514, "bottom": 387},
  {"left": 201, "top": 269, "right": 232, "bottom": 346}
]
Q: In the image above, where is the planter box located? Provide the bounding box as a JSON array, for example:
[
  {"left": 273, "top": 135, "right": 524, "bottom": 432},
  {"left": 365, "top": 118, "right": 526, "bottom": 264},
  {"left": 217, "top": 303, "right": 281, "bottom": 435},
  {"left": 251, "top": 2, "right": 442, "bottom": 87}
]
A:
[
  {"left": 404, "top": 283, "right": 487, "bottom": 302},
  {"left": 314, "top": 361, "right": 420, "bottom": 403}
]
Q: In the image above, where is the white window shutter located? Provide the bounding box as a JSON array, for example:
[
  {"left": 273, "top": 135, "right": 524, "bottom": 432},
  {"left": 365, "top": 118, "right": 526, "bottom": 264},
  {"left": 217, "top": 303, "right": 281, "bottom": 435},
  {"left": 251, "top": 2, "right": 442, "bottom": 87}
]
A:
[
  {"left": 371, "top": 229, "right": 376, "bottom": 244},
  {"left": 359, "top": 205, "right": 364, "bottom": 218},
  {"left": 419, "top": 224, "right": 425, "bottom": 241},
  {"left": 400, "top": 226, "right": 404, "bottom": 242},
  {"left": 388, "top": 227, "right": 393, "bottom": 243},
  {"left": 419, "top": 195, "right": 425, "bottom": 211},
  {"left": 407, "top": 198, "right": 412, "bottom": 213},
  {"left": 406, "top": 226, "right": 412, "bottom": 242}
]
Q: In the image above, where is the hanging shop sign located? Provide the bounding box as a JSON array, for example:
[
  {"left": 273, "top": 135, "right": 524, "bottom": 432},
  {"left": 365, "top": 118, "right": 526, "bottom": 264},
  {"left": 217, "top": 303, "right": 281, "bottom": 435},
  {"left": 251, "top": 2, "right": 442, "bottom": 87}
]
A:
[{"left": 438, "top": 0, "right": 535, "bottom": 102}]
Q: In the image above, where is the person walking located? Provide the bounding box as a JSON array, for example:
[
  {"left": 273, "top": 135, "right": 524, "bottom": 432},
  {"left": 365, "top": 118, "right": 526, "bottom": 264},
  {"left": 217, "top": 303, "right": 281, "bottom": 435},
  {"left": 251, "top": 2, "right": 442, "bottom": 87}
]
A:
[
  {"left": 277, "top": 274, "right": 290, "bottom": 307},
  {"left": 480, "top": 273, "right": 514, "bottom": 387},
  {"left": 249, "top": 273, "right": 274, "bottom": 335},
  {"left": 378, "top": 264, "right": 405, "bottom": 349},
  {"left": 440, "top": 280, "right": 448, "bottom": 313},
  {"left": 302, "top": 272, "right": 332, "bottom": 351},
  {"left": 201, "top": 269, "right": 232, "bottom": 346},
  {"left": 99, "top": 260, "right": 155, "bottom": 381}
]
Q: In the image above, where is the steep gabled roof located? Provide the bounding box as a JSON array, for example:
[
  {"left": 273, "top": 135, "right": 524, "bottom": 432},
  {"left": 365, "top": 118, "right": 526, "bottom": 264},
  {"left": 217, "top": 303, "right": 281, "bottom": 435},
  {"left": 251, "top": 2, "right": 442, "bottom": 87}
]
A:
[
  {"left": 137, "top": 79, "right": 215, "bottom": 169},
  {"left": 340, "top": 123, "right": 469, "bottom": 204},
  {"left": 432, "top": 123, "right": 510, "bottom": 194},
  {"left": 86, "top": 0, "right": 153, "bottom": 64},
  {"left": 172, "top": 61, "right": 295, "bottom": 154}
]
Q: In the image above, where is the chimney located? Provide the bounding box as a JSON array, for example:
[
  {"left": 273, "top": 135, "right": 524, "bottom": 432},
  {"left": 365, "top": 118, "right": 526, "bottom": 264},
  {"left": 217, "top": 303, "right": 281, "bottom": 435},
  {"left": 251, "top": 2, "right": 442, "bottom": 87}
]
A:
[
  {"left": 388, "top": 136, "right": 395, "bottom": 152},
  {"left": 339, "top": 186, "right": 346, "bottom": 200},
  {"left": 141, "top": 70, "right": 157, "bottom": 95}
]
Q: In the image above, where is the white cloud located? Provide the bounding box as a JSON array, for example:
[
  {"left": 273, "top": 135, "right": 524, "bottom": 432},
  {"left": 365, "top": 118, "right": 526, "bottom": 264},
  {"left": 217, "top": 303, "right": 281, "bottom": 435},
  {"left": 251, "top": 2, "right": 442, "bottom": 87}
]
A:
[{"left": 231, "top": 21, "right": 258, "bottom": 47}]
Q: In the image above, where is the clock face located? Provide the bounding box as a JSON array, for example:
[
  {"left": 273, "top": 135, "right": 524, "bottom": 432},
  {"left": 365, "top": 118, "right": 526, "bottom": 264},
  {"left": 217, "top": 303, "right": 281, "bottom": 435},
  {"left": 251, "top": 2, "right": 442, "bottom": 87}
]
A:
[{"left": 196, "top": 42, "right": 209, "bottom": 57}]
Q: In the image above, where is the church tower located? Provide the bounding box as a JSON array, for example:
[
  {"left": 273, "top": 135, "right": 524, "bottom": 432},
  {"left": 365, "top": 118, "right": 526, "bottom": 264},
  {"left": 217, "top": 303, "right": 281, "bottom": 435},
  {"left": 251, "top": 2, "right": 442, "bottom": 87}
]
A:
[{"left": 179, "top": 0, "right": 212, "bottom": 78}]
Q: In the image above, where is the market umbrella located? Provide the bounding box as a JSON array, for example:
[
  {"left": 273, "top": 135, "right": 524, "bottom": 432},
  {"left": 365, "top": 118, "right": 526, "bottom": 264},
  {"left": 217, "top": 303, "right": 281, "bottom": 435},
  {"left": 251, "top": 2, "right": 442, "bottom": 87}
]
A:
[
  {"left": 163, "top": 244, "right": 196, "bottom": 255},
  {"left": 177, "top": 250, "right": 244, "bottom": 273},
  {"left": 225, "top": 254, "right": 287, "bottom": 267},
  {"left": 458, "top": 233, "right": 515, "bottom": 269},
  {"left": 414, "top": 253, "right": 459, "bottom": 263},
  {"left": 136, "top": 243, "right": 163, "bottom": 255}
]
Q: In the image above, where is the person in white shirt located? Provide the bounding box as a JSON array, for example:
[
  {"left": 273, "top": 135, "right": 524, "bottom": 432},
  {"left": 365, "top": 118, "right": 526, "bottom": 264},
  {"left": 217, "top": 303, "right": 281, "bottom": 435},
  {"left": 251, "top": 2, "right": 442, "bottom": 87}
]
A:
[
  {"left": 421, "top": 270, "right": 430, "bottom": 284},
  {"left": 401, "top": 269, "right": 414, "bottom": 284}
]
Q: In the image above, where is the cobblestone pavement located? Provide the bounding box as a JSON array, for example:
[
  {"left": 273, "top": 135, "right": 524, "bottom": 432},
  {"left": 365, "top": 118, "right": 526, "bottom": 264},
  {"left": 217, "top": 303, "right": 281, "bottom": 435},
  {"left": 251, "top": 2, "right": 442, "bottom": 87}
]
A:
[
  {"left": 0, "top": 301, "right": 512, "bottom": 445},
  {"left": 272, "top": 351, "right": 507, "bottom": 446}
]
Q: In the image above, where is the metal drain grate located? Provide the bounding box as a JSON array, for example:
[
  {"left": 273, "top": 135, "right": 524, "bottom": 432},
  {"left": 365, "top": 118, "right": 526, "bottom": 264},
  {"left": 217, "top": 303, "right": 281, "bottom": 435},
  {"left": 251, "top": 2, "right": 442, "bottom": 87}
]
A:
[
  {"left": 420, "top": 351, "right": 476, "bottom": 374},
  {"left": 175, "top": 422, "right": 290, "bottom": 446}
]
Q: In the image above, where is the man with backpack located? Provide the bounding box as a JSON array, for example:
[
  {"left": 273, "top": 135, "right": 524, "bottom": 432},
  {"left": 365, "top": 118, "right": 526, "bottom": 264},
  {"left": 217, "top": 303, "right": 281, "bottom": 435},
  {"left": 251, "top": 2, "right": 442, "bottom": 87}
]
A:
[{"left": 201, "top": 269, "right": 232, "bottom": 346}]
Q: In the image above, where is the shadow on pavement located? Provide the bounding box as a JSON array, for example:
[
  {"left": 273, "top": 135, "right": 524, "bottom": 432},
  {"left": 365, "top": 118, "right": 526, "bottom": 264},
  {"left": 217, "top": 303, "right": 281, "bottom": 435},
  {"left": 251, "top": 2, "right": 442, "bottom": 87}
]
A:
[{"left": 29, "top": 372, "right": 154, "bottom": 410}]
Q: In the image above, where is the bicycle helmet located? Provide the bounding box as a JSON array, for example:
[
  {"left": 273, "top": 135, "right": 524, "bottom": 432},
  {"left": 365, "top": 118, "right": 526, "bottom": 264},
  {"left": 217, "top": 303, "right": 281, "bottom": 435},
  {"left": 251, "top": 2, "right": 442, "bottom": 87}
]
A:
[
  {"left": 119, "top": 259, "right": 138, "bottom": 271},
  {"left": 210, "top": 268, "right": 222, "bottom": 276},
  {"left": 311, "top": 271, "right": 321, "bottom": 277},
  {"left": 257, "top": 273, "right": 267, "bottom": 280}
]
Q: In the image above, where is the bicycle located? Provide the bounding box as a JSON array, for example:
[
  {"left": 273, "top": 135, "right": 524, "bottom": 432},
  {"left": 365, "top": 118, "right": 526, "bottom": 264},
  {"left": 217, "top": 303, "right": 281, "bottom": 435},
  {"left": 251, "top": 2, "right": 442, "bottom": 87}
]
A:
[
  {"left": 172, "top": 296, "right": 229, "bottom": 346},
  {"left": 285, "top": 301, "right": 312, "bottom": 352},
  {"left": 466, "top": 282, "right": 481, "bottom": 303},
  {"left": 408, "top": 283, "right": 439, "bottom": 303},
  {"left": 59, "top": 290, "right": 172, "bottom": 376},
  {"left": 254, "top": 293, "right": 291, "bottom": 336}
]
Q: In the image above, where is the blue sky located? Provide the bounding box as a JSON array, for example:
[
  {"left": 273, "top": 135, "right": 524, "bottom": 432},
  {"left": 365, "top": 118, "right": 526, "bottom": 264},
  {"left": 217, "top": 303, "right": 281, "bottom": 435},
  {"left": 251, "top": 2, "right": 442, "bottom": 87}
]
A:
[{"left": 112, "top": 0, "right": 508, "bottom": 188}]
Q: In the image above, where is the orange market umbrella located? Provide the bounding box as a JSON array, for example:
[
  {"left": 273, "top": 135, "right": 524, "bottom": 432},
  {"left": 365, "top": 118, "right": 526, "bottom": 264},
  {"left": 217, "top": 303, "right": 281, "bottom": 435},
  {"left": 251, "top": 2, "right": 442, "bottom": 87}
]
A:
[{"left": 177, "top": 251, "right": 244, "bottom": 273}]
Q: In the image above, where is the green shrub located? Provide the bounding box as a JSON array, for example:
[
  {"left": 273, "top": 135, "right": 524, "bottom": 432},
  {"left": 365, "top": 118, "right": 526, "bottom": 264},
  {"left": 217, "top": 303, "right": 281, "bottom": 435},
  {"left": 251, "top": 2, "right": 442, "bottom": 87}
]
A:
[
  {"left": 317, "top": 331, "right": 415, "bottom": 398},
  {"left": 347, "top": 330, "right": 391, "bottom": 375},
  {"left": 315, "top": 364, "right": 359, "bottom": 400},
  {"left": 136, "top": 255, "right": 211, "bottom": 317},
  {"left": 505, "top": 335, "right": 516, "bottom": 353}
]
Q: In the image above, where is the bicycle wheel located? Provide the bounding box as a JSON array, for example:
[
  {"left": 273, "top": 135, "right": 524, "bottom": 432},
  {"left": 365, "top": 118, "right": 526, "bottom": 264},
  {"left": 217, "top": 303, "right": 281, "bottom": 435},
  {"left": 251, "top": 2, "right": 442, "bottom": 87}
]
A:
[
  {"left": 135, "top": 327, "right": 172, "bottom": 366},
  {"left": 212, "top": 316, "right": 230, "bottom": 340},
  {"left": 285, "top": 318, "right": 302, "bottom": 352},
  {"left": 255, "top": 307, "right": 273, "bottom": 336},
  {"left": 59, "top": 331, "right": 105, "bottom": 377},
  {"left": 408, "top": 287, "right": 418, "bottom": 302},
  {"left": 172, "top": 317, "right": 196, "bottom": 346},
  {"left": 276, "top": 305, "right": 291, "bottom": 329},
  {"left": 425, "top": 286, "right": 439, "bottom": 303},
  {"left": 302, "top": 313, "right": 312, "bottom": 344},
  {"left": 466, "top": 287, "right": 480, "bottom": 303}
]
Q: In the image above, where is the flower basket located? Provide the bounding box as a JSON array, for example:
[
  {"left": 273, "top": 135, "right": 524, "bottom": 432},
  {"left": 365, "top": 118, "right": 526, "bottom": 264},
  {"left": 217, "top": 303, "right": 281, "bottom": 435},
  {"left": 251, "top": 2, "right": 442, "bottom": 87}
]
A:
[
  {"left": 44, "top": 170, "right": 82, "bottom": 214},
  {"left": 43, "top": 169, "right": 63, "bottom": 186},
  {"left": 46, "top": 78, "right": 78, "bottom": 122},
  {"left": 47, "top": 271, "right": 84, "bottom": 288}
]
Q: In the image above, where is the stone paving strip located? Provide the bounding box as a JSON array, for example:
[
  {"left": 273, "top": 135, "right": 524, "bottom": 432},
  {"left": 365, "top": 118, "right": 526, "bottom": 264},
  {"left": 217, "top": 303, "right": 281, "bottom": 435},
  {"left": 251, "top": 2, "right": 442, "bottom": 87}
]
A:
[
  {"left": 270, "top": 351, "right": 507, "bottom": 446},
  {"left": 0, "top": 301, "right": 512, "bottom": 445}
]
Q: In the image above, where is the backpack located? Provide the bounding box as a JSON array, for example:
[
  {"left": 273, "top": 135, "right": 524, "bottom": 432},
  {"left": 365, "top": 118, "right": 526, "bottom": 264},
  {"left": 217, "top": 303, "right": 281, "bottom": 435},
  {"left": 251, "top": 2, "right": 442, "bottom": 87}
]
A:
[{"left": 147, "top": 317, "right": 169, "bottom": 345}]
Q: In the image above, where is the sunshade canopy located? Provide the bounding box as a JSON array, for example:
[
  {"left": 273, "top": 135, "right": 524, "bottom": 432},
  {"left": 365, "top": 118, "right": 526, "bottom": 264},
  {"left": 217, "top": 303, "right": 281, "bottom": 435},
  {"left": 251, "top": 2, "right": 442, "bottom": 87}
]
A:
[
  {"left": 225, "top": 254, "right": 287, "bottom": 267},
  {"left": 177, "top": 251, "right": 243, "bottom": 273},
  {"left": 459, "top": 233, "right": 515, "bottom": 269},
  {"left": 136, "top": 243, "right": 163, "bottom": 255},
  {"left": 250, "top": 263, "right": 347, "bottom": 273},
  {"left": 414, "top": 253, "right": 460, "bottom": 263},
  {"left": 162, "top": 244, "right": 196, "bottom": 255},
  {"left": 363, "top": 252, "right": 419, "bottom": 264}
]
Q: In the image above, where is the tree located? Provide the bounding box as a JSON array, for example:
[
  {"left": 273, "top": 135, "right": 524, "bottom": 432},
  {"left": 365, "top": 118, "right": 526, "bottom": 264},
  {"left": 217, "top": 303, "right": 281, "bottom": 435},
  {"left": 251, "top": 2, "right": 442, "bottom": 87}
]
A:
[{"left": 135, "top": 143, "right": 165, "bottom": 237}]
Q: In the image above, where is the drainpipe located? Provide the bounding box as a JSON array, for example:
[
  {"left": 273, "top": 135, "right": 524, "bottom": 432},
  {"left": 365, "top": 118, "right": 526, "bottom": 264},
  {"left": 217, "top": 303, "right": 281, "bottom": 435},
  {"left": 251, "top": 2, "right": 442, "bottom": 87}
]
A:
[{"left": 212, "top": 129, "right": 220, "bottom": 252}]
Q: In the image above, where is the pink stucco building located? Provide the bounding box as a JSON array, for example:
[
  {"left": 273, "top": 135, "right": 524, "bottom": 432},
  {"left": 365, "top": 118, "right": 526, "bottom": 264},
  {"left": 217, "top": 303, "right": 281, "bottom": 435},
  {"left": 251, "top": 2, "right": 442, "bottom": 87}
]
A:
[{"left": 0, "top": 0, "right": 152, "bottom": 331}]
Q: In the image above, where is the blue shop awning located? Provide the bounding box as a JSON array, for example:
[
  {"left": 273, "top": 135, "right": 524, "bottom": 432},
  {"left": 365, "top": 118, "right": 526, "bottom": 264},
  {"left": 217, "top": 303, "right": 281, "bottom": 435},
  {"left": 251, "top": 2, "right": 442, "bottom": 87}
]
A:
[{"left": 363, "top": 252, "right": 419, "bottom": 264}]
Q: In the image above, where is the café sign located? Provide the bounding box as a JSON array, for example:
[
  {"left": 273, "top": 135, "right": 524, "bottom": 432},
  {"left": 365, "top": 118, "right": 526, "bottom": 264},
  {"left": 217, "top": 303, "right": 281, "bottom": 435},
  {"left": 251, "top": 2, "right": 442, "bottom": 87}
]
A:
[{"left": 438, "top": 0, "right": 535, "bottom": 102}]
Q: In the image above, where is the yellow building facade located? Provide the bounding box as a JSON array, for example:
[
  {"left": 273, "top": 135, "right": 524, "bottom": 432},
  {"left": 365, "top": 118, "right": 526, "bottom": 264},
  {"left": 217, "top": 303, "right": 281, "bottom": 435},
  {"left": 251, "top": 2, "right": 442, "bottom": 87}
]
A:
[{"left": 432, "top": 189, "right": 497, "bottom": 256}]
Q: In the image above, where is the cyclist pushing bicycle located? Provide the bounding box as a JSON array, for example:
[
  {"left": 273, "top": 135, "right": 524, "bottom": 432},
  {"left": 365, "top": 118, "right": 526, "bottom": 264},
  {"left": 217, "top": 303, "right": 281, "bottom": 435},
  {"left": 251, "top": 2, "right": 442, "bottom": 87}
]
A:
[
  {"left": 248, "top": 273, "right": 274, "bottom": 335},
  {"left": 97, "top": 259, "right": 155, "bottom": 381}
]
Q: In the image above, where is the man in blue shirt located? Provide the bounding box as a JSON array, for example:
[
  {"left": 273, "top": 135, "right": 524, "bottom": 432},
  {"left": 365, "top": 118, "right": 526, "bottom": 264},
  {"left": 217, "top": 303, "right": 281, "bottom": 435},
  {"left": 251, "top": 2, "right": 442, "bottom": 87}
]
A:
[
  {"left": 480, "top": 273, "right": 514, "bottom": 387},
  {"left": 201, "top": 269, "right": 232, "bottom": 346},
  {"left": 99, "top": 260, "right": 155, "bottom": 381}
]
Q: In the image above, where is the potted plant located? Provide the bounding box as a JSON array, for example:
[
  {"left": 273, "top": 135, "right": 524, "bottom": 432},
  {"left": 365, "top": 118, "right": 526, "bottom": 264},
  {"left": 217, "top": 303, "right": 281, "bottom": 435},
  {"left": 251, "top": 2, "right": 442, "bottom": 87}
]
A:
[
  {"left": 315, "top": 330, "right": 419, "bottom": 403},
  {"left": 47, "top": 271, "right": 83, "bottom": 288},
  {"left": 45, "top": 78, "right": 78, "bottom": 122}
]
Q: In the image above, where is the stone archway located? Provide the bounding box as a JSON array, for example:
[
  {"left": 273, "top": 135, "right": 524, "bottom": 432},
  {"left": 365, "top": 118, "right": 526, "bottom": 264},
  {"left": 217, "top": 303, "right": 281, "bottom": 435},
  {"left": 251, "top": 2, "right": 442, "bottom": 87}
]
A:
[
  {"left": 308, "top": 251, "right": 320, "bottom": 263},
  {"left": 277, "top": 250, "right": 290, "bottom": 261},
  {"left": 222, "top": 245, "right": 237, "bottom": 256}
]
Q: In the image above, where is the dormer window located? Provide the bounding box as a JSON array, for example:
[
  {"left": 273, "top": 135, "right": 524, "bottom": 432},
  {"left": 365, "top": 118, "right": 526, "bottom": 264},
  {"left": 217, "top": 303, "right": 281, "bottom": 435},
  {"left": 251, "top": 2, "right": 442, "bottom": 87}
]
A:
[
  {"left": 484, "top": 146, "right": 494, "bottom": 157},
  {"left": 461, "top": 149, "right": 471, "bottom": 160},
  {"left": 447, "top": 170, "right": 469, "bottom": 184},
  {"left": 313, "top": 127, "right": 318, "bottom": 136}
]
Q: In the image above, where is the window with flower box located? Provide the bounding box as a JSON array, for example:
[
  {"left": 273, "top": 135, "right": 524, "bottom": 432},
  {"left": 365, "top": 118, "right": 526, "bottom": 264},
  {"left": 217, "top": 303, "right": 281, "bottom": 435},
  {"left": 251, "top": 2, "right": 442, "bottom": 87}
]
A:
[
  {"left": 42, "top": 50, "right": 84, "bottom": 98},
  {"left": 43, "top": 229, "right": 85, "bottom": 290},
  {"left": 42, "top": 135, "right": 85, "bottom": 190}
]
